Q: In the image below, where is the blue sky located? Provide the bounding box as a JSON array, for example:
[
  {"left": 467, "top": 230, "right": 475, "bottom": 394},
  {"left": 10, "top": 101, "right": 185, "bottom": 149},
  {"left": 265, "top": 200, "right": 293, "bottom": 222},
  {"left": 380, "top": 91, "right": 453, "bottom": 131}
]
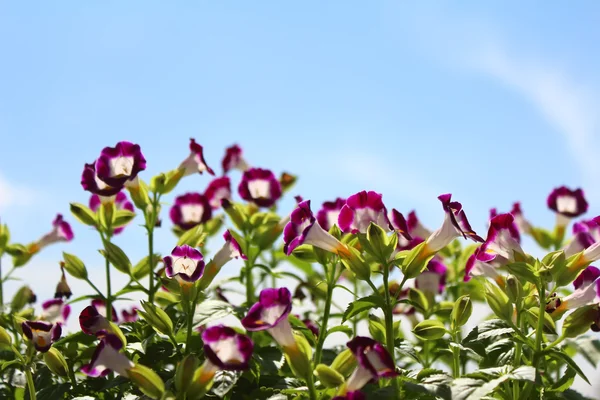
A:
[{"left": 1, "top": 1, "right": 600, "bottom": 392}]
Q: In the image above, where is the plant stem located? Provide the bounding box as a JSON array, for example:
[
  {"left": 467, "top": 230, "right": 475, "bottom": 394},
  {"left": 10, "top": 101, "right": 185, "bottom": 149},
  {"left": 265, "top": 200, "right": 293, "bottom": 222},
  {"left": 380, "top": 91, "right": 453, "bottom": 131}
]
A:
[
  {"left": 352, "top": 277, "right": 359, "bottom": 335},
  {"left": 25, "top": 367, "right": 36, "bottom": 400},
  {"left": 245, "top": 256, "right": 255, "bottom": 305},
  {"left": 306, "top": 367, "right": 318, "bottom": 400},
  {"left": 315, "top": 262, "right": 335, "bottom": 365},
  {"left": 383, "top": 266, "right": 404, "bottom": 400},
  {"left": 105, "top": 254, "right": 112, "bottom": 322},
  {"left": 185, "top": 290, "right": 198, "bottom": 355},
  {"left": 452, "top": 330, "right": 461, "bottom": 378},
  {"left": 512, "top": 309, "right": 522, "bottom": 400},
  {"left": 148, "top": 228, "right": 155, "bottom": 303},
  {"left": 522, "top": 285, "right": 546, "bottom": 399},
  {"left": 0, "top": 250, "right": 3, "bottom": 307}
]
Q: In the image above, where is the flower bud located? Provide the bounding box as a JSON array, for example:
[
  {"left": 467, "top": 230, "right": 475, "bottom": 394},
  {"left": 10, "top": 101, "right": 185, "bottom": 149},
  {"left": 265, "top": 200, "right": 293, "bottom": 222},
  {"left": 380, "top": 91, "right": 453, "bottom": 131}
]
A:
[
  {"left": 330, "top": 348, "right": 358, "bottom": 377},
  {"left": 11, "top": 286, "right": 36, "bottom": 312},
  {"left": 175, "top": 354, "right": 200, "bottom": 393},
  {"left": 62, "top": 253, "right": 88, "bottom": 280},
  {"left": 186, "top": 364, "right": 215, "bottom": 400},
  {"left": 505, "top": 275, "right": 522, "bottom": 305},
  {"left": 221, "top": 199, "right": 247, "bottom": 232},
  {"left": 434, "top": 301, "right": 455, "bottom": 320},
  {"left": 412, "top": 319, "right": 447, "bottom": 341},
  {"left": 408, "top": 288, "right": 429, "bottom": 314},
  {"left": 128, "top": 364, "right": 165, "bottom": 399},
  {"left": 0, "top": 325, "right": 12, "bottom": 347},
  {"left": 127, "top": 178, "right": 151, "bottom": 210},
  {"left": 402, "top": 242, "right": 433, "bottom": 279},
  {"left": 284, "top": 332, "right": 312, "bottom": 380},
  {"left": 315, "top": 364, "right": 345, "bottom": 388},
  {"left": 69, "top": 202, "right": 97, "bottom": 227},
  {"left": 137, "top": 301, "right": 173, "bottom": 336},
  {"left": 0, "top": 223, "right": 10, "bottom": 253},
  {"left": 279, "top": 172, "right": 297, "bottom": 192},
  {"left": 43, "top": 347, "right": 69, "bottom": 377},
  {"left": 485, "top": 282, "right": 513, "bottom": 322},
  {"left": 340, "top": 246, "right": 371, "bottom": 281},
  {"left": 366, "top": 222, "right": 390, "bottom": 262},
  {"left": 451, "top": 295, "right": 472, "bottom": 329},
  {"left": 562, "top": 304, "right": 600, "bottom": 338}
]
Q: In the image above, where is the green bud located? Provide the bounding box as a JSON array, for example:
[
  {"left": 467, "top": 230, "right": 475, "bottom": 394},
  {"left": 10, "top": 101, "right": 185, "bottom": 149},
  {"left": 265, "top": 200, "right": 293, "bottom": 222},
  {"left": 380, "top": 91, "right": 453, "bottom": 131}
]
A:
[
  {"left": 485, "top": 282, "right": 514, "bottom": 322},
  {"left": 330, "top": 348, "right": 358, "bottom": 377},
  {"left": 0, "top": 325, "right": 12, "bottom": 347},
  {"left": 44, "top": 347, "right": 69, "bottom": 377},
  {"left": 127, "top": 178, "right": 151, "bottom": 210},
  {"left": 254, "top": 222, "right": 283, "bottom": 251},
  {"left": 69, "top": 202, "right": 97, "bottom": 227},
  {"left": 412, "top": 319, "right": 447, "bottom": 341},
  {"left": 177, "top": 225, "right": 207, "bottom": 248},
  {"left": 340, "top": 246, "right": 371, "bottom": 281},
  {"left": 138, "top": 301, "right": 173, "bottom": 336},
  {"left": 11, "top": 286, "right": 36, "bottom": 312},
  {"left": 366, "top": 222, "right": 390, "bottom": 262},
  {"left": 284, "top": 332, "right": 312, "bottom": 380},
  {"left": 12, "top": 316, "right": 26, "bottom": 335},
  {"left": 402, "top": 242, "right": 433, "bottom": 279},
  {"left": 62, "top": 253, "right": 88, "bottom": 280},
  {"left": 408, "top": 288, "right": 429, "bottom": 314},
  {"left": 151, "top": 168, "right": 185, "bottom": 195},
  {"left": 221, "top": 199, "right": 247, "bottom": 232},
  {"left": 132, "top": 254, "right": 161, "bottom": 280},
  {"left": 112, "top": 209, "right": 136, "bottom": 228},
  {"left": 0, "top": 223, "right": 10, "bottom": 253},
  {"left": 98, "top": 201, "right": 116, "bottom": 232},
  {"left": 451, "top": 295, "right": 472, "bottom": 329},
  {"left": 505, "top": 275, "right": 522, "bottom": 304},
  {"left": 314, "top": 364, "right": 345, "bottom": 388},
  {"left": 128, "top": 364, "right": 165, "bottom": 400},
  {"left": 175, "top": 355, "right": 200, "bottom": 393},
  {"left": 434, "top": 301, "right": 455, "bottom": 320},
  {"left": 279, "top": 172, "right": 297, "bottom": 192},
  {"left": 562, "top": 304, "right": 600, "bottom": 338},
  {"left": 187, "top": 363, "right": 215, "bottom": 400},
  {"left": 525, "top": 306, "right": 556, "bottom": 334}
]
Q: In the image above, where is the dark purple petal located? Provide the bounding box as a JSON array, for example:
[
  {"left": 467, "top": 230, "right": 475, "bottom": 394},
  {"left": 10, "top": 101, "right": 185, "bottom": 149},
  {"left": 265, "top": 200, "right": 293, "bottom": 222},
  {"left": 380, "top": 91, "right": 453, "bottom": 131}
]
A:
[
  {"left": 574, "top": 266, "right": 600, "bottom": 290},
  {"left": 204, "top": 176, "right": 232, "bottom": 209},
  {"left": 92, "top": 299, "right": 119, "bottom": 323},
  {"left": 547, "top": 186, "right": 588, "bottom": 218},
  {"left": 389, "top": 209, "right": 412, "bottom": 242},
  {"left": 163, "top": 245, "right": 206, "bottom": 283},
  {"left": 346, "top": 336, "right": 397, "bottom": 378},
  {"left": 241, "top": 288, "right": 292, "bottom": 331},
  {"left": 81, "top": 162, "right": 123, "bottom": 196},
  {"left": 223, "top": 230, "right": 247, "bottom": 260},
  {"left": 283, "top": 200, "right": 316, "bottom": 255},
  {"left": 95, "top": 141, "right": 147, "bottom": 187},
  {"left": 169, "top": 192, "right": 212, "bottom": 230},
  {"left": 202, "top": 325, "right": 254, "bottom": 370},
  {"left": 79, "top": 305, "right": 110, "bottom": 335},
  {"left": 222, "top": 144, "right": 248, "bottom": 174},
  {"left": 316, "top": 198, "right": 346, "bottom": 231},
  {"left": 238, "top": 168, "right": 282, "bottom": 208},
  {"left": 337, "top": 191, "right": 390, "bottom": 234},
  {"left": 333, "top": 391, "right": 366, "bottom": 400}
]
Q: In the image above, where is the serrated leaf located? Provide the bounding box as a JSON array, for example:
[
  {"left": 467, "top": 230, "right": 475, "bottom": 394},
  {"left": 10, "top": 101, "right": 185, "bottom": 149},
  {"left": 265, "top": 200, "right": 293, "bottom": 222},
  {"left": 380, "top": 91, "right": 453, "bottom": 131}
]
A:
[
  {"left": 546, "top": 349, "right": 590, "bottom": 384},
  {"left": 326, "top": 325, "right": 353, "bottom": 338},
  {"left": 396, "top": 340, "right": 421, "bottom": 363},
  {"left": 211, "top": 370, "right": 241, "bottom": 398},
  {"left": 565, "top": 336, "right": 600, "bottom": 367},
  {"left": 193, "top": 300, "right": 234, "bottom": 327},
  {"left": 342, "top": 295, "right": 385, "bottom": 322},
  {"left": 463, "top": 319, "right": 513, "bottom": 344}
]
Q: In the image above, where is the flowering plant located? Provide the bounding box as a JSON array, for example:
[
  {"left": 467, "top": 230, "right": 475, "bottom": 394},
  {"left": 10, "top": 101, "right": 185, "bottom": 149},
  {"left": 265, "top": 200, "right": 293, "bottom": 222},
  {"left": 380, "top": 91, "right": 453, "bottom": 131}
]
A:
[{"left": 0, "top": 141, "right": 599, "bottom": 400}]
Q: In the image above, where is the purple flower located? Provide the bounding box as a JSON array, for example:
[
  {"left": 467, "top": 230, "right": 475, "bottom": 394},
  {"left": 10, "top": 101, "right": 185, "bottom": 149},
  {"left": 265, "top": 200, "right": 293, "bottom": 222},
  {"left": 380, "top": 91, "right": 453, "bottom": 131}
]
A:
[
  {"left": 333, "top": 392, "right": 366, "bottom": 400},
  {"left": 163, "top": 245, "right": 206, "bottom": 284},
  {"left": 212, "top": 230, "right": 247, "bottom": 268},
  {"left": 407, "top": 211, "right": 431, "bottom": 239},
  {"left": 121, "top": 307, "right": 139, "bottom": 323},
  {"left": 574, "top": 217, "right": 600, "bottom": 242},
  {"left": 415, "top": 259, "right": 447, "bottom": 295},
  {"left": 238, "top": 168, "right": 282, "bottom": 208},
  {"left": 179, "top": 138, "right": 215, "bottom": 176},
  {"left": 41, "top": 299, "right": 71, "bottom": 325},
  {"left": 204, "top": 176, "right": 232, "bottom": 209},
  {"left": 92, "top": 299, "right": 119, "bottom": 323},
  {"left": 22, "top": 321, "right": 61, "bottom": 352},
  {"left": 81, "top": 162, "right": 123, "bottom": 196},
  {"left": 546, "top": 268, "right": 600, "bottom": 316},
  {"left": 241, "top": 288, "right": 296, "bottom": 349},
  {"left": 510, "top": 202, "right": 532, "bottom": 234},
  {"left": 81, "top": 333, "right": 134, "bottom": 377},
  {"left": 338, "top": 191, "right": 390, "bottom": 234},
  {"left": 283, "top": 200, "right": 349, "bottom": 256},
  {"left": 547, "top": 186, "right": 588, "bottom": 219},
  {"left": 222, "top": 144, "right": 249, "bottom": 174},
  {"left": 34, "top": 214, "right": 74, "bottom": 252},
  {"left": 79, "top": 305, "right": 112, "bottom": 336},
  {"left": 93, "top": 141, "right": 147, "bottom": 190},
  {"left": 464, "top": 247, "right": 503, "bottom": 283},
  {"left": 169, "top": 193, "right": 212, "bottom": 231},
  {"left": 424, "top": 194, "right": 483, "bottom": 255},
  {"left": 316, "top": 198, "right": 346, "bottom": 231},
  {"left": 202, "top": 325, "right": 254, "bottom": 371},
  {"left": 90, "top": 191, "right": 134, "bottom": 235},
  {"left": 54, "top": 267, "right": 72, "bottom": 299},
  {"left": 345, "top": 336, "right": 397, "bottom": 391},
  {"left": 477, "top": 213, "right": 524, "bottom": 265},
  {"left": 302, "top": 318, "right": 319, "bottom": 337},
  {"left": 389, "top": 209, "right": 413, "bottom": 242}
]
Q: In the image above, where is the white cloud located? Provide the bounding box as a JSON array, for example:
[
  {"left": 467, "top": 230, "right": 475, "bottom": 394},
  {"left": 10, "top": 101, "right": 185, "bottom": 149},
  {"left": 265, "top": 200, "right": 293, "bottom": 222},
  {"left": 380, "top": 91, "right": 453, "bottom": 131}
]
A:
[{"left": 0, "top": 172, "right": 36, "bottom": 211}]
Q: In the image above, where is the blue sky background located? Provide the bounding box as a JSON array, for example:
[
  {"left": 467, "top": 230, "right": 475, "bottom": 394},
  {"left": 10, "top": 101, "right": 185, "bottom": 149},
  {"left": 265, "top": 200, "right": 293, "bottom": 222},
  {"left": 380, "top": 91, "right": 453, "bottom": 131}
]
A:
[{"left": 1, "top": 1, "right": 600, "bottom": 393}]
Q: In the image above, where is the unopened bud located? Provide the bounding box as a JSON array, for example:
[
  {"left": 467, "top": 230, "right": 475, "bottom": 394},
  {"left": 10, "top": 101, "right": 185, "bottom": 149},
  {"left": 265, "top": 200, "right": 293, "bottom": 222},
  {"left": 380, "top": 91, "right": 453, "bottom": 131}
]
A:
[
  {"left": 412, "top": 319, "right": 447, "bottom": 341},
  {"left": 62, "top": 253, "right": 88, "bottom": 280},
  {"left": 137, "top": 301, "right": 173, "bottom": 336},
  {"left": 330, "top": 348, "right": 358, "bottom": 377},
  {"left": 0, "top": 326, "right": 12, "bottom": 347},
  {"left": 505, "top": 275, "right": 522, "bottom": 304},
  {"left": 44, "top": 347, "right": 69, "bottom": 377},
  {"left": 315, "top": 364, "right": 345, "bottom": 388},
  {"left": 175, "top": 354, "right": 200, "bottom": 393},
  {"left": 485, "top": 282, "right": 513, "bottom": 322},
  {"left": 451, "top": 296, "right": 472, "bottom": 329},
  {"left": 128, "top": 364, "right": 165, "bottom": 399}
]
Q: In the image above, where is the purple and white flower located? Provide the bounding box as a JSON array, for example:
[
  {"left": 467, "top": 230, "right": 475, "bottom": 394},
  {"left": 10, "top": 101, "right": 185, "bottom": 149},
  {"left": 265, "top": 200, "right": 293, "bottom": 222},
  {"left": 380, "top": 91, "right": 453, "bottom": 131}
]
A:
[
  {"left": 477, "top": 213, "right": 524, "bottom": 265},
  {"left": 21, "top": 320, "right": 61, "bottom": 352},
  {"left": 510, "top": 202, "right": 532, "bottom": 234},
  {"left": 333, "top": 391, "right": 366, "bottom": 400},
  {"left": 415, "top": 259, "right": 447, "bottom": 295},
  {"left": 241, "top": 288, "right": 296, "bottom": 350},
  {"left": 407, "top": 211, "right": 431, "bottom": 240},
  {"left": 163, "top": 245, "right": 206, "bottom": 284},
  {"left": 238, "top": 168, "right": 282, "bottom": 208},
  {"left": 302, "top": 318, "right": 319, "bottom": 337},
  {"left": 345, "top": 336, "right": 397, "bottom": 392},
  {"left": 338, "top": 191, "right": 390, "bottom": 234},
  {"left": 93, "top": 141, "right": 147, "bottom": 190},
  {"left": 423, "top": 194, "right": 483, "bottom": 256},
  {"left": 546, "top": 266, "right": 600, "bottom": 316},
  {"left": 212, "top": 230, "right": 247, "bottom": 269},
  {"left": 90, "top": 191, "right": 134, "bottom": 235},
  {"left": 179, "top": 138, "right": 215, "bottom": 176},
  {"left": 464, "top": 247, "right": 503, "bottom": 284},
  {"left": 204, "top": 176, "right": 232, "bottom": 209},
  {"left": 41, "top": 299, "right": 71, "bottom": 325},
  {"left": 389, "top": 209, "right": 413, "bottom": 242},
  {"left": 169, "top": 193, "right": 212, "bottom": 231},
  {"left": 202, "top": 325, "right": 254, "bottom": 371},
  {"left": 547, "top": 186, "right": 589, "bottom": 226},
  {"left": 92, "top": 299, "right": 119, "bottom": 323},
  {"left": 34, "top": 214, "right": 74, "bottom": 252},
  {"left": 574, "top": 217, "right": 600, "bottom": 242},
  {"left": 121, "top": 307, "right": 139, "bottom": 323},
  {"left": 81, "top": 162, "right": 122, "bottom": 196},
  {"left": 316, "top": 198, "right": 346, "bottom": 231},
  {"left": 222, "top": 144, "right": 249, "bottom": 174},
  {"left": 283, "top": 200, "right": 350, "bottom": 256},
  {"left": 79, "top": 305, "right": 112, "bottom": 336},
  {"left": 81, "top": 333, "right": 134, "bottom": 377}
]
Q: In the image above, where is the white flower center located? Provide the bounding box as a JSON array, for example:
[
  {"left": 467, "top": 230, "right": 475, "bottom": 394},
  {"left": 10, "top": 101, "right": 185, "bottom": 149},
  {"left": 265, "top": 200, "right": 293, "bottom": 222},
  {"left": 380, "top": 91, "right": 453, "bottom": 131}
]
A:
[
  {"left": 43, "top": 305, "right": 62, "bottom": 323},
  {"left": 173, "top": 257, "right": 197, "bottom": 275},
  {"left": 210, "top": 337, "right": 244, "bottom": 364},
  {"left": 365, "top": 349, "right": 390, "bottom": 373},
  {"left": 326, "top": 211, "right": 340, "bottom": 229},
  {"left": 181, "top": 204, "right": 204, "bottom": 223},
  {"left": 109, "top": 156, "right": 134, "bottom": 178},
  {"left": 261, "top": 304, "right": 286, "bottom": 325},
  {"left": 557, "top": 195, "right": 577, "bottom": 214},
  {"left": 248, "top": 179, "right": 270, "bottom": 199}
]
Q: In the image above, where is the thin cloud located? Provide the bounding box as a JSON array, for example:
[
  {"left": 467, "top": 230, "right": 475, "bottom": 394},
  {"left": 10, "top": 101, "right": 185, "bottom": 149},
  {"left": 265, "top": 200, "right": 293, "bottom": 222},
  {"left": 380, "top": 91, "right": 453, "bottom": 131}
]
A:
[{"left": 0, "top": 172, "right": 36, "bottom": 211}]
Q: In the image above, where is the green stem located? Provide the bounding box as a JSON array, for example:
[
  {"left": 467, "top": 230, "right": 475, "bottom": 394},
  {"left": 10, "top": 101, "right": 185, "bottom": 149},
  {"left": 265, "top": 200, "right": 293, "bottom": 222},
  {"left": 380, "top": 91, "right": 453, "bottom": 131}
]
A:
[
  {"left": 383, "top": 267, "right": 404, "bottom": 400},
  {"left": 25, "top": 367, "right": 36, "bottom": 400},
  {"left": 306, "top": 368, "right": 318, "bottom": 400},
  {"left": 105, "top": 253, "right": 112, "bottom": 322},
  {"left": 352, "top": 277, "right": 359, "bottom": 335},
  {"left": 0, "top": 251, "right": 3, "bottom": 307},
  {"left": 185, "top": 291, "right": 198, "bottom": 355},
  {"left": 148, "top": 228, "right": 155, "bottom": 303},
  {"left": 512, "top": 309, "right": 522, "bottom": 400},
  {"left": 314, "top": 262, "right": 335, "bottom": 365},
  {"left": 452, "top": 330, "right": 461, "bottom": 378},
  {"left": 522, "top": 286, "right": 546, "bottom": 399},
  {"left": 245, "top": 256, "right": 255, "bottom": 305},
  {"left": 84, "top": 278, "right": 104, "bottom": 298}
]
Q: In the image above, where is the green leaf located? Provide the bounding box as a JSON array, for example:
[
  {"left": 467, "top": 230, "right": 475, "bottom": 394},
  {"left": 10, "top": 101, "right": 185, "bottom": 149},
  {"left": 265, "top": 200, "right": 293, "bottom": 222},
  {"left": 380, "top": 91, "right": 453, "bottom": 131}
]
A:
[
  {"left": 342, "top": 295, "right": 385, "bottom": 322},
  {"left": 549, "top": 367, "right": 576, "bottom": 392},
  {"left": 396, "top": 340, "right": 421, "bottom": 364},
  {"left": 565, "top": 336, "right": 600, "bottom": 367},
  {"left": 112, "top": 209, "right": 136, "bottom": 228},
  {"left": 69, "top": 202, "right": 97, "bottom": 226},
  {"left": 326, "top": 325, "right": 353, "bottom": 338},
  {"left": 132, "top": 253, "right": 161, "bottom": 280},
  {"left": 404, "top": 373, "right": 452, "bottom": 400},
  {"left": 177, "top": 225, "right": 207, "bottom": 248},
  {"left": 505, "top": 262, "right": 539, "bottom": 286},
  {"left": 463, "top": 319, "right": 514, "bottom": 344},
  {"left": 546, "top": 349, "right": 590, "bottom": 384},
  {"left": 193, "top": 300, "right": 234, "bottom": 327}
]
